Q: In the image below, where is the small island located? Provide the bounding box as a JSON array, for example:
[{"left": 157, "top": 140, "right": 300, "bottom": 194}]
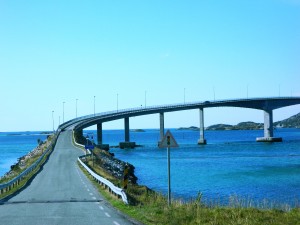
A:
[
  {"left": 131, "top": 129, "right": 146, "bottom": 132},
  {"left": 178, "top": 112, "right": 300, "bottom": 131},
  {"left": 177, "top": 126, "right": 199, "bottom": 131},
  {"left": 206, "top": 122, "right": 264, "bottom": 130}
]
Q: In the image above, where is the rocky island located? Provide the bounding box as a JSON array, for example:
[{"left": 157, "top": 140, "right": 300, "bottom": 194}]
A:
[
  {"left": 274, "top": 112, "right": 300, "bottom": 128},
  {"left": 179, "top": 112, "right": 300, "bottom": 131},
  {"left": 177, "top": 126, "right": 199, "bottom": 131},
  {"left": 131, "top": 129, "right": 145, "bottom": 132}
]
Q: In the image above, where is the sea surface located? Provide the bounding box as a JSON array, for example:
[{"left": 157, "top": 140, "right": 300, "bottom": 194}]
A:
[
  {"left": 0, "top": 132, "right": 49, "bottom": 177},
  {"left": 1, "top": 129, "right": 300, "bottom": 208}
]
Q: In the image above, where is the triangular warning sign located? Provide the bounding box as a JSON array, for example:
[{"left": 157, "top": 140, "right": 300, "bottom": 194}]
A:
[{"left": 159, "top": 130, "right": 179, "bottom": 148}]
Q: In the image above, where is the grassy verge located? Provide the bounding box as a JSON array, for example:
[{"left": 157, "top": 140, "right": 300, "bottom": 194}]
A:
[
  {"left": 79, "top": 156, "right": 300, "bottom": 225},
  {"left": 0, "top": 135, "right": 55, "bottom": 200}
]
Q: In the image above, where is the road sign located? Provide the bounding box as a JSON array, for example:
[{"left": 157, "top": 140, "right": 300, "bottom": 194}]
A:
[
  {"left": 159, "top": 130, "right": 179, "bottom": 148},
  {"left": 85, "top": 145, "right": 95, "bottom": 150},
  {"left": 158, "top": 130, "right": 179, "bottom": 206}
]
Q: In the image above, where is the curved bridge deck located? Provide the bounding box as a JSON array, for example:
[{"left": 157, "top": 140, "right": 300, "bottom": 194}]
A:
[{"left": 60, "top": 97, "right": 300, "bottom": 146}]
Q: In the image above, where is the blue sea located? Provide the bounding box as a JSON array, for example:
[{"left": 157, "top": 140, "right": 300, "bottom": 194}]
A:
[
  {"left": 0, "top": 132, "right": 49, "bottom": 177},
  {"left": 1, "top": 129, "right": 300, "bottom": 208}
]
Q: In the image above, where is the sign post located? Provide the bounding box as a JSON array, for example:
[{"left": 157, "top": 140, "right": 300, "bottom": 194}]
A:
[
  {"left": 159, "top": 130, "right": 179, "bottom": 206},
  {"left": 85, "top": 134, "right": 95, "bottom": 164},
  {"left": 167, "top": 139, "right": 171, "bottom": 206}
]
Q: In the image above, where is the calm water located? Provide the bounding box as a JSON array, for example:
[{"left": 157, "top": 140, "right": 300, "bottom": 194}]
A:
[
  {"left": 1, "top": 129, "right": 300, "bottom": 208},
  {"left": 0, "top": 132, "right": 49, "bottom": 177},
  {"left": 94, "top": 128, "right": 300, "bottom": 207}
]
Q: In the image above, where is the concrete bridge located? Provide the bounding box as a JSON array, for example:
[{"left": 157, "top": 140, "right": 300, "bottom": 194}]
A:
[{"left": 60, "top": 97, "right": 300, "bottom": 147}]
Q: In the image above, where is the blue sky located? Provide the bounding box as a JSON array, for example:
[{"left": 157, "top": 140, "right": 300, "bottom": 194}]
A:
[{"left": 0, "top": 0, "right": 299, "bottom": 131}]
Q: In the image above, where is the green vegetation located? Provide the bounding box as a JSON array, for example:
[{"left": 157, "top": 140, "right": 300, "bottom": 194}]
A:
[
  {"left": 73, "top": 129, "right": 86, "bottom": 145},
  {"left": 80, "top": 156, "right": 300, "bottom": 225}
]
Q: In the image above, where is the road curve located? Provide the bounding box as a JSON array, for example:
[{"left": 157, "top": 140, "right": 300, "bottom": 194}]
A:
[{"left": 0, "top": 130, "right": 135, "bottom": 225}]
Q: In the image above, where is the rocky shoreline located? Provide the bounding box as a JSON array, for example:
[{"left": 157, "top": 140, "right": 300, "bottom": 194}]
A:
[
  {"left": 93, "top": 149, "right": 138, "bottom": 184},
  {"left": 1, "top": 136, "right": 51, "bottom": 181}
]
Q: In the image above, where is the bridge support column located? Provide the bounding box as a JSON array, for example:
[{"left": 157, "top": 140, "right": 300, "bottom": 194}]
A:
[
  {"left": 158, "top": 112, "right": 165, "bottom": 146},
  {"left": 97, "top": 123, "right": 103, "bottom": 144},
  {"left": 96, "top": 123, "right": 109, "bottom": 150},
  {"left": 125, "top": 117, "right": 130, "bottom": 142},
  {"left": 120, "top": 117, "right": 136, "bottom": 149},
  {"left": 256, "top": 109, "right": 282, "bottom": 142},
  {"left": 198, "top": 108, "right": 207, "bottom": 145}
]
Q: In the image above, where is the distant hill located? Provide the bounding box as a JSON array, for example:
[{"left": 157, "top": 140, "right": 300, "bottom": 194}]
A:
[
  {"left": 131, "top": 129, "right": 146, "bottom": 132},
  {"left": 204, "top": 124, "right": 233, "bottom": 130},
  {"left": 184, "top": 112, "right": 300, "bottom": 131},
  {"left": 206, "top": 122, "right": 264, "bottom": 130},
  {"left": 233, "top": 122, "right": 263, "bottom": 130},
  {"left": 274, "top": 112, "right": 300, "bottom": 128},
  {"left": 177, "top": 126, "right": 199, "bottom": 131}
]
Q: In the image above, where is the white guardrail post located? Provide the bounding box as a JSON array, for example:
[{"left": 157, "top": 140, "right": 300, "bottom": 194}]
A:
[{"left": 73, "top": 131, "right": 128, "bottom": 205}]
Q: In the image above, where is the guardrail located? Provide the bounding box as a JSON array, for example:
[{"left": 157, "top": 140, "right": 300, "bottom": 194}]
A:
[
  {"left": 0, "top": 134, "right": 58, "bottom": 197},
  {"left": 77, "top": 156, "right": 128, "bottom": 204},
  {"left": 72, "top": 132, "right": 128, "bottom": 204}
]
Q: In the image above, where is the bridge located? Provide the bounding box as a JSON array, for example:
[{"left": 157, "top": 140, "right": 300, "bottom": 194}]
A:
[
  {"left": 60, "top": 97, "right": 300, "bottom": 147},
  {"left": 1, "top": 96, "right": 299, "bottom": 224}
]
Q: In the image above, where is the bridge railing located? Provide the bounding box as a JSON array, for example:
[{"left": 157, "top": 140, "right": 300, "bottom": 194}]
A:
[
  {"left": 0, "top": 133, "right": 58, "bottom": 198},
  {"left": 60, "top": 96, "right": 300, "bottom": 130}
]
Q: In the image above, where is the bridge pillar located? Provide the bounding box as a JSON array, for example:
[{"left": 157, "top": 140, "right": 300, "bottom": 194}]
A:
[
  {"left": 125, "top": 117, "right": 130, "bottom": 142},
  {"left": 119, "top": 117, "right": 136, "bottom": 149},
  {"left": 96, "top": 123, "right": 110, "bottom": 150},
  {"left": 97, "top": 123, "right": 103, "bottom": 144},
  {"left": 256, "top": 109, "right": 282, "bottom": 142},
  {"left": 198, "top": 108, "right": 207, "bottom": 144},
  {"left": 264, "top": 109, "right": 273, "bottom": 138},
  {"left": 158, "top": 112, "right": 165, "bottom": 146}
]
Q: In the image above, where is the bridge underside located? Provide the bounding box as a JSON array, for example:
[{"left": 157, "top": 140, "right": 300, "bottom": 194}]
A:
[
  {"left": 82, "top": 109, "right": 284, "bottom": 149},
  {"left": 70, "top": 97, "right": 300, "bottom": 148},
  {"left": 91, "top": 108, "right": 283, "bottom": 149}
]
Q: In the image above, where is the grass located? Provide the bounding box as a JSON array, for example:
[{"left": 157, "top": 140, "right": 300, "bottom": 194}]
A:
[{"left": 80, "top": 157, "right": 300, "bottom": 225}]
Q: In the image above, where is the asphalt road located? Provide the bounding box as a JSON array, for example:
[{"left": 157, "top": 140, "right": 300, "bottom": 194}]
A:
[{"left": 0, "top": 130, "right": 135, "bottom": 225}]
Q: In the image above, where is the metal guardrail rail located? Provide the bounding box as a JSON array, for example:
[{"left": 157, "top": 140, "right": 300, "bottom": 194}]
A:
[
  {"left": 73, "top": 133, "right": 128, "bottom": 204},
  {"left": 77, "top": 156, "right": 128, "bottom": 204},
  {"left": 0, "top": 134, "right": 58, "bottom": 197}
]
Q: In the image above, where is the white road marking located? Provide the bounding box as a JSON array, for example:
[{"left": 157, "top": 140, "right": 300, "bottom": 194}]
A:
[
  {"left": 113, "top": 222, "right": 120, "bottom": 225},
  {"left": 87, "top": 189, "right": 90, "bottom": 192},
  {"left": 92, "top": 197, "right": 97, "bottom": 200},
  {"left": 105, "top": 212, "right": 111, "bottom": 218},
  {"left": 99, "top": 206, "right": 104, "bottom": 210},
  {"left": 89, "top": 193, "right": 93, "bottom": 196}
]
